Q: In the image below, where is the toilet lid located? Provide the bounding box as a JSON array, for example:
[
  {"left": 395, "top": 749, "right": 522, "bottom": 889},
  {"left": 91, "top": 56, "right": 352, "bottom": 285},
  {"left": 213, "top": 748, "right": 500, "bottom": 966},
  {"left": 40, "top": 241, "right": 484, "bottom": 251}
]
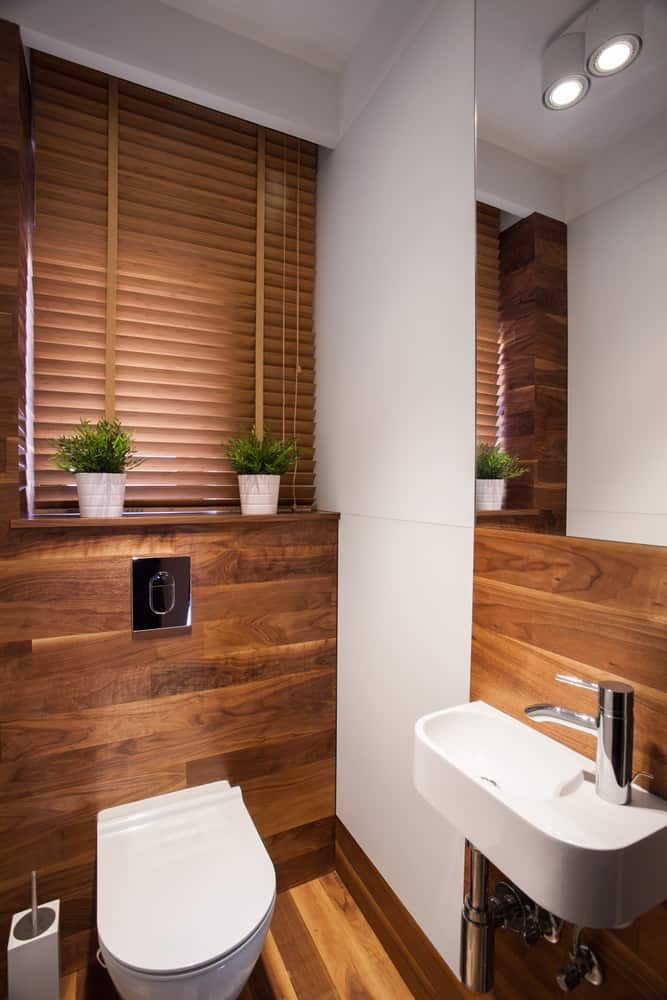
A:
[{"left": 97, "top": 781, "right": 276, "bottom": 975}]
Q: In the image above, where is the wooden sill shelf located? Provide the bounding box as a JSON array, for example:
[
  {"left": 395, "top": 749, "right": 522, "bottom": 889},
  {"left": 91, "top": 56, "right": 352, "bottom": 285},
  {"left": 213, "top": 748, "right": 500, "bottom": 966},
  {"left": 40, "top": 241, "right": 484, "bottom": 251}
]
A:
[
  {"left": 10, "top": 510, "right": 339, "bottom": 530},
  {"left": 475, "top": 508, "right": 542, "bottom": 533},
  {"left": 476, "top": 508, "right": 540, "bottom": 520}
]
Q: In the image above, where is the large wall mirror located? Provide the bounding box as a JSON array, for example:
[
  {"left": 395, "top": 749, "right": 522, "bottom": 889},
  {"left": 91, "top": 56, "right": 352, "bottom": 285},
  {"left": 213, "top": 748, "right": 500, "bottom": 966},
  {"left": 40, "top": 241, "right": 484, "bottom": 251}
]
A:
[{"left": 475, "top": 0, "right": 667, "bottom": 546}]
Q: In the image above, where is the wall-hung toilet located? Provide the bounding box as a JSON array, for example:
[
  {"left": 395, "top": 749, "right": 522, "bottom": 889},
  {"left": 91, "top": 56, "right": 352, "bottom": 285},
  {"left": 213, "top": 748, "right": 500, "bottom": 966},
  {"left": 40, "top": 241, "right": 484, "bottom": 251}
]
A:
[{"left": 97, "top": 781, "right": 276, "bottom": 1000}]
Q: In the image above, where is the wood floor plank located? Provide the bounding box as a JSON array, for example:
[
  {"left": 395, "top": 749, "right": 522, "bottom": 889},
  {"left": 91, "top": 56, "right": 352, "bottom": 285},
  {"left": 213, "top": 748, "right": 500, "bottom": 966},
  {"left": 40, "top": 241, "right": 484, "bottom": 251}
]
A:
[
  {"left": 291, "top": 873, "right": 413, "bottom": 999},
  {"left": 259, "top": 930, "right": 300, "bottom": 1000},
  {"left": 60, "top": 972, "right": 78, "bottom": 1000},
  {"left": 268, "top": 891, "right": 338, "bottom": 999}
]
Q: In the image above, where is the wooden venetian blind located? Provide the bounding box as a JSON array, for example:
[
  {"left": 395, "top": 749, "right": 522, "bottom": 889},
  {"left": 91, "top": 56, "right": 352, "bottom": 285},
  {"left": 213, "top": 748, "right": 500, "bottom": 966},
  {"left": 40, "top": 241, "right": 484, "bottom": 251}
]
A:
[
  {"left": 31, "top": 51, "right": 316, "bottom": 510},
  {"left": 476, "top": 202, "right": 501, "bottom": 447},
  {"left": 263, "top": 134, "right": 316, "bottom": 509}
]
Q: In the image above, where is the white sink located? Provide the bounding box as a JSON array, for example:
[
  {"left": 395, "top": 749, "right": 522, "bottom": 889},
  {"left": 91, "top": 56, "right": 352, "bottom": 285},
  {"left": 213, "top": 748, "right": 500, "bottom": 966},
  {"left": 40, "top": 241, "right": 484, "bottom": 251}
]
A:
[{"left": 414, "top": 701, "right": 667, "bottom": 928}]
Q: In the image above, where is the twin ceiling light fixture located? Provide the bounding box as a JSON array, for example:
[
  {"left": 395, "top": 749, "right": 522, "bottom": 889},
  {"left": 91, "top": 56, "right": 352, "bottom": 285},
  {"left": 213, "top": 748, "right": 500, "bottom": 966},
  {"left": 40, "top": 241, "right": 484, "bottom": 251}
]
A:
[{"left": 542, "top": 0, "right": 643, "bottom": 111}]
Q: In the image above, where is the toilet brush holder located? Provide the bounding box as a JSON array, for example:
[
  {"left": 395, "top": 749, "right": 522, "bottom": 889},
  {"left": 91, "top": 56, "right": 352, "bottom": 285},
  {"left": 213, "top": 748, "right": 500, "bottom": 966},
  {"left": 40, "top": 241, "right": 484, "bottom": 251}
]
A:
[{"left": 7, "top": 875, "right": 60, "bottom": 1000}]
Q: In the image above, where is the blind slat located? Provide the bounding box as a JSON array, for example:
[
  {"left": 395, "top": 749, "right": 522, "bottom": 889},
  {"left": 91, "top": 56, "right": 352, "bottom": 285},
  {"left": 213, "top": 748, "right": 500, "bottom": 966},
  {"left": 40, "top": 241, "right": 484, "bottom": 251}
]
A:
[{"left": 476, "top": 202, "right": 500, "bottom": 447}]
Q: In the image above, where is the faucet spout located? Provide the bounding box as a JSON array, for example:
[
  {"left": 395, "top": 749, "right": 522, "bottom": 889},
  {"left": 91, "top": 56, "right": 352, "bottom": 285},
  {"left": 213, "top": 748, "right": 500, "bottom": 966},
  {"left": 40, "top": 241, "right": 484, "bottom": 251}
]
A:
[
  {"left": 525, "top": 704, "right": 598, "bottom": 734},
  {"left": 525, "top": 674, "right": 635, "bottom": 805}
]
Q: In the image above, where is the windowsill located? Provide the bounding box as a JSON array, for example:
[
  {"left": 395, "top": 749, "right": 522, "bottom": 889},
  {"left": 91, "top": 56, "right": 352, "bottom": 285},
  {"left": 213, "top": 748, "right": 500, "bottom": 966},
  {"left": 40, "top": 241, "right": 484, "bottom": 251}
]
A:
[
  {"left": 476, "top": 508, "right": 540, "bottom": 520},
  {"left": 10, "top": 509, "right": 339, "bottom": 530}
]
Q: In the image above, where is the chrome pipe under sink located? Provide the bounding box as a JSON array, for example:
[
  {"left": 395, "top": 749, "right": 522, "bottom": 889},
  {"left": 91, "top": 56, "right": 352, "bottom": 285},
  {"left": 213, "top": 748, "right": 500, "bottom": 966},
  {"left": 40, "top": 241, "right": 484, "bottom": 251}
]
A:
[{"left": 460, "top": 843, "right": 494, "bottom": 992}]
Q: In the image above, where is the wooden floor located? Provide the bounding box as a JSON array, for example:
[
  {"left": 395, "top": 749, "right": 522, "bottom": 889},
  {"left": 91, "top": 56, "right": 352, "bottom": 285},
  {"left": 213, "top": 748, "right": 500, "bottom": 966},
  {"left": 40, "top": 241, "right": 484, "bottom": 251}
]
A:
[{"left": 60, "top": 874, "right": 413, "bottom": 1000}]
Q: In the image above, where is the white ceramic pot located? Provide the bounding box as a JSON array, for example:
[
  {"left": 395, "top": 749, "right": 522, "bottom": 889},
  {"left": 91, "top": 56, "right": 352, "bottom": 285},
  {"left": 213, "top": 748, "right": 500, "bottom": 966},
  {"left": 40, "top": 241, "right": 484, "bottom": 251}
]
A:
[
  {"left": 238, "top": 475, "right": 280, "bottom": 515},
  {"left": 75, "top": 473, "right": 127, "bottom": 518},
  {"left": 475, "top": 478, "right": 506, "bottom": 512}
]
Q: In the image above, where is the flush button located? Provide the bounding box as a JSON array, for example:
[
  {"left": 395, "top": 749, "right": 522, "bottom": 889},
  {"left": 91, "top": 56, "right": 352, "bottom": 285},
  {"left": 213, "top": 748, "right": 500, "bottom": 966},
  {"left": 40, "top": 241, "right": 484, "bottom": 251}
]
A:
[
  {"left": 132, "top": 556, "right": 191, "bottom": 634},
  {"left": 149, "top": 570, "right": 176, "bottom": 615}
]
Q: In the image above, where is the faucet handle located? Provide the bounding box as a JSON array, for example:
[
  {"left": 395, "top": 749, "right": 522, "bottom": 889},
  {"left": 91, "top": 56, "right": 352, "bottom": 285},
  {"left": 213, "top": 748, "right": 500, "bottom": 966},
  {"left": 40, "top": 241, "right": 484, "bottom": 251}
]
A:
[
  {"left": 555, "top": 674, "right": 599, "bottom": 692},
  {"left": 556, "top": 673, "right": 634, "bottom": 718}
]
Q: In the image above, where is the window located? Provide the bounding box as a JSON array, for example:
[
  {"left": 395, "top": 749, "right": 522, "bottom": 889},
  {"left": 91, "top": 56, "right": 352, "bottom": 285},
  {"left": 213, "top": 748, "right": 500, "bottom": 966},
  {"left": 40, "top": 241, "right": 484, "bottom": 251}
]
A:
[{"left": 31, "top": 51, "right": 316, "bottom": 510}]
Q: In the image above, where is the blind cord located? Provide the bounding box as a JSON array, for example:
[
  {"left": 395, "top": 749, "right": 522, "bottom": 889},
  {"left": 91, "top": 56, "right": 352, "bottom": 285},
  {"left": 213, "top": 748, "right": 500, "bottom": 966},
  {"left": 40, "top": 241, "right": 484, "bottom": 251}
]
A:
[
  {"left": 281, "top": 134, "right": 287, "bottom": 444},
  {"left": 292, "top": 139, "right": 301, "bottom": 511}
]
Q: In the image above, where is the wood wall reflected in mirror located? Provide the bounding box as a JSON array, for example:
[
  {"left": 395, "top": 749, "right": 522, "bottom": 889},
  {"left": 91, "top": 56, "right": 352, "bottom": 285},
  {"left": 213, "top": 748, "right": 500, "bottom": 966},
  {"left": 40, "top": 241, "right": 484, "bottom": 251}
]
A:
[{"left": 475, "top": 203, "right": 567, "bottom": 534}]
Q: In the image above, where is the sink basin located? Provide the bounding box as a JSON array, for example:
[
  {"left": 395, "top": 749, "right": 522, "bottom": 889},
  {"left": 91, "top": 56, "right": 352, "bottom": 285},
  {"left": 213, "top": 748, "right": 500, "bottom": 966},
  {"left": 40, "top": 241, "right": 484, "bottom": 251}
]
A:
[{"left": 414, "top": 701, "right": 667, "bottom": 928}]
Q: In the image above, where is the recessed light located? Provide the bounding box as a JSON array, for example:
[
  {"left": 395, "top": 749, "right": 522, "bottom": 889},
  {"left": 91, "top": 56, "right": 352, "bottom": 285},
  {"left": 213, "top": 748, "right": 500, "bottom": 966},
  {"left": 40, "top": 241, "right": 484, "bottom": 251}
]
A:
[
  {"left": 588, "top": 33, "right": 642, "bottom": 76},
  {"left": 542, "top": 34, "right": 590, "bottom": 112}
]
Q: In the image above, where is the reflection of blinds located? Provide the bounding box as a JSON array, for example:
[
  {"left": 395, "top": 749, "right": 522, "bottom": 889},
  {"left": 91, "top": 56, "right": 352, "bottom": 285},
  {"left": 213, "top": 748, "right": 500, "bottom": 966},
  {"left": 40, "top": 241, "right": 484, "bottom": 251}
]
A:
[
  {"left": 31, "top": 51, "right": 316, "bottom": 510},
  {"left": 476, "top": 202, "right": 500, "bottom": 446}
]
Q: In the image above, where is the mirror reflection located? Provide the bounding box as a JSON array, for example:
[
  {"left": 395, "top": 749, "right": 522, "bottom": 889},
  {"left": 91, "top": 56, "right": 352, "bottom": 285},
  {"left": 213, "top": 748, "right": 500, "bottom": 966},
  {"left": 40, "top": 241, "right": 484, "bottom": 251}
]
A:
[{"left": 475, "top": 0, "right": 667, "bottom": 546}]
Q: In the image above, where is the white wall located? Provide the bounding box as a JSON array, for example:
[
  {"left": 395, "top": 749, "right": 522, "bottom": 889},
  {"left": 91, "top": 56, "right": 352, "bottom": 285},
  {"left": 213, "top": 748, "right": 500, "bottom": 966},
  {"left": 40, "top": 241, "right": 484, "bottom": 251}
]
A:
[
  {"left": 568, "top": 168, "right": 667, "bottom": 546},
  {"left": 565, "top": 108, "right": 667, "bottom": 222},
  {"left": 477, "top": 138, "right": 565, "bottom": 222},
  {"left": 338, "top": 0, "right": 435, "bottom": 138},
  {"left": 1, "top": 0, "right": 338, "bottom": 146},
  {"left": 316, "top": 0, "right": 475, "bottom": 974}
]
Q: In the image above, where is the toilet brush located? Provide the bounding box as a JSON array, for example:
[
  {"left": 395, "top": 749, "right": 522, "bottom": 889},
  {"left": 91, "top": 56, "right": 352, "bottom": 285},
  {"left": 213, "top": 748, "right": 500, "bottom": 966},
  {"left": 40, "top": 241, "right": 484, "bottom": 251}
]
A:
[{"left": 7, "top": 872, "right": 60, "bottom": 1000}]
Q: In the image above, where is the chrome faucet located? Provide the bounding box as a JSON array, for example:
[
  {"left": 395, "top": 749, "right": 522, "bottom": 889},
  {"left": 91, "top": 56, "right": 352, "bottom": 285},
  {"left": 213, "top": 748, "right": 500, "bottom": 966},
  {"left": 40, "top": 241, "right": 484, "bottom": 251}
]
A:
[{"left": 525, "top": 674, "right": 637, "bottom": 805}]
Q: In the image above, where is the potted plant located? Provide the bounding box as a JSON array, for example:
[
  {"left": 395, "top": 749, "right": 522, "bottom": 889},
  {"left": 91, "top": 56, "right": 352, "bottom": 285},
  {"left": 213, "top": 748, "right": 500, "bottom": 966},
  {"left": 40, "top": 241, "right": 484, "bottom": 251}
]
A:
[
  {"left": 475, "top": 443, "right": 526, "bottom": 512},
  {"left": 225, "top": 426, "right": 297, "bottom": 515},
  {"left": 52, "top": 418, "right": 143, "bottom": 517}
]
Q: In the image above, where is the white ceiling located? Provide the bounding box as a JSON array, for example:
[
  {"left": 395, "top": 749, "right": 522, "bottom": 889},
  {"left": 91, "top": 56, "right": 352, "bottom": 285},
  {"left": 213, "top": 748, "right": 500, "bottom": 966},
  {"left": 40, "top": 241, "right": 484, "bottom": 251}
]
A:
[
  {"left": 158, "top": 0, "right": 384, "bottom": 71},
  {"left": 6, "top": 0, "right": 433, "bottom": 146},
  {"left": 476, "top": 0, "right": 667, "bottom": 174}
]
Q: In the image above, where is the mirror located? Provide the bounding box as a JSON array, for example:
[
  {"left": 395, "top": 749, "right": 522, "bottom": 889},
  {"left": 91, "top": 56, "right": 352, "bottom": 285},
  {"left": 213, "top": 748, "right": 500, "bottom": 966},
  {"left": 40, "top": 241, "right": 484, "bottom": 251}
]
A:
[{"left": 475, "top": 0, "right": 667, "bottom": 546}]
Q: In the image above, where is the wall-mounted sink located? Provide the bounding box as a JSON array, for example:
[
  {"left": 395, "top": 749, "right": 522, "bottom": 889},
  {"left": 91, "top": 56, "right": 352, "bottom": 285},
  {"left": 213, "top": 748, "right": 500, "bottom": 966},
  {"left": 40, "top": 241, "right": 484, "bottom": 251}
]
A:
[{"left": 414, "top": 701, "right": 667, "bottom": 928}]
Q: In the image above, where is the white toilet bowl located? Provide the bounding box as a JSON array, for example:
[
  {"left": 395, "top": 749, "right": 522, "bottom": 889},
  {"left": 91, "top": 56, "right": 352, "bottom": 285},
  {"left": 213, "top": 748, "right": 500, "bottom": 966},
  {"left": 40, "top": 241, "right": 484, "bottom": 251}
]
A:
[{"left": 97, "top": 781, "right": 276, "bottom": 1000}]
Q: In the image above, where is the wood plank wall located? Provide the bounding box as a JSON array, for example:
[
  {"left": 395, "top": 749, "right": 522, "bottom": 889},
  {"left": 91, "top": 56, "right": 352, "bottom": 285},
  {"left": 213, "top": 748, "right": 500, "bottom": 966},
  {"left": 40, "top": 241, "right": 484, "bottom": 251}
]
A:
[
  {"left": 0, "top": 21, "right": 338, "bottom": 988},
  {"left": 498, "top": 214, "right": 567, "bottom": 533},
  {"left": 0, "top": 515, "right": 338, "bottom": 984},
  {"left": 472, "top": 527, "right": 667, "bottom": 999}
]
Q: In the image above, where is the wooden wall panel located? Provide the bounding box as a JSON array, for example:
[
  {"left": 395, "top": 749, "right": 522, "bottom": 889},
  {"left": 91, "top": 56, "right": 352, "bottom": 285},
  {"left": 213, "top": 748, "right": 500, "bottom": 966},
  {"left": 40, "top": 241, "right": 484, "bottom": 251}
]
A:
[
  {"left": 471, "top": 527, "right": 667, "bottom": 999},
  {"left": 0, "top": 515, "right": 338, "bottom": 984},
  {"left": 0, "top": 515, "right": 338, "bottom": 985},
  {"left": 497, "top": 213, "right": 567, "bottom": 533}
]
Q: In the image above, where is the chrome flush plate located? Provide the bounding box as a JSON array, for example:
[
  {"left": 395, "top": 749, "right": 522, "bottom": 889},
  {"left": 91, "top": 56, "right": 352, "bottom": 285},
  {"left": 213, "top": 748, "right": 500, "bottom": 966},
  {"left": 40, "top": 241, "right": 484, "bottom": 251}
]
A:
[{"left": 131, "top": 556, "right": 192, "bottom": 634}]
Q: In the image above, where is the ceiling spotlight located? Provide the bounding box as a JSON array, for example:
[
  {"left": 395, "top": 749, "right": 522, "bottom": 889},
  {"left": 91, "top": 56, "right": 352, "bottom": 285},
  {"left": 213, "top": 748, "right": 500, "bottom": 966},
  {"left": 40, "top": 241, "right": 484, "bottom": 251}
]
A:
[
  {"left": 542, "top": 33, "right": 590, "bottom": 111},
  {"left": 586, "top": 0, "right": 643, "bottom": 77},
  {"left": 547, "top": 78, "right": 587, "bottom": 109}
]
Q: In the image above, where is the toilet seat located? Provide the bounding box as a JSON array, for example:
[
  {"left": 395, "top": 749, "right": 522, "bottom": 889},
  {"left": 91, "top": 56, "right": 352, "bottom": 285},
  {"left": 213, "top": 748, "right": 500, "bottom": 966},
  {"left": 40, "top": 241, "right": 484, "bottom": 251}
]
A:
[{"left": 97, "top": 781, "right": 276, "bottom": 977}]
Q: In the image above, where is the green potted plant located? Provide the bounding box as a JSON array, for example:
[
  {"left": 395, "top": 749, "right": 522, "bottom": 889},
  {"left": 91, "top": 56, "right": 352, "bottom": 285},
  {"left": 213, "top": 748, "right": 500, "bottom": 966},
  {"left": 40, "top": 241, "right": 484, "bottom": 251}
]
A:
[
  {"left": 52, "top": 418, "right": 143, "bottom": 517},
  {"left": 225, "top": 426, "right": 297, "bottom": 515},
  {"left": 475, "top": 443, "right": 526, "bottom": 512}
]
